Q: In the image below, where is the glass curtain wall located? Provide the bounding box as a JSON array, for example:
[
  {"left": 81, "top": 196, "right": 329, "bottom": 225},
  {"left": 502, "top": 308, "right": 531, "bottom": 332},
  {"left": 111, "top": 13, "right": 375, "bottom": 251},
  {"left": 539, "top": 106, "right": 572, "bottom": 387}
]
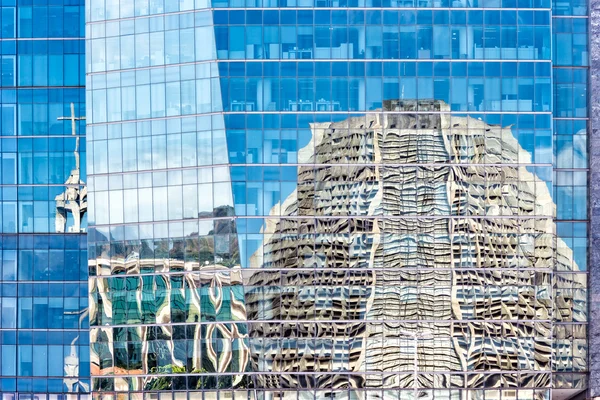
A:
[
  {"left": 0, "top": 0, "right": 89, "bottom": 398},
  {"left": 551, "top": 0, "right": 589, "bottom": 391},
  {"left": 85, "top": 0, "right": 587, "bottom": 398}
]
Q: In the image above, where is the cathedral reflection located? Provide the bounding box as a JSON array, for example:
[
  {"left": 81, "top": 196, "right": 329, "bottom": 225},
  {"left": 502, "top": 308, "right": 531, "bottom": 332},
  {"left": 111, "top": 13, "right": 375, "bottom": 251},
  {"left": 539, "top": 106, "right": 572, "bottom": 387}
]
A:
[{"left": 88, "top": 101, "right": 586, "bottom": 395}]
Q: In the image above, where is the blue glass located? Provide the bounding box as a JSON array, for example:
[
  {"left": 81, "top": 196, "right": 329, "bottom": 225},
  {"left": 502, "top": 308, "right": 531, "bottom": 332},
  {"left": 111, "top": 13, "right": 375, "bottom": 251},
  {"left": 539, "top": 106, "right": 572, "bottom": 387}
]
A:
[
  {"left": 0, "top": 0, "right": 89, "bottom": 398},
  {"left": 550, "top": 0, "right": 589, "bottom": 383},
  {"left": 85, "top": 0, "right": 588, "bottom": 394}
]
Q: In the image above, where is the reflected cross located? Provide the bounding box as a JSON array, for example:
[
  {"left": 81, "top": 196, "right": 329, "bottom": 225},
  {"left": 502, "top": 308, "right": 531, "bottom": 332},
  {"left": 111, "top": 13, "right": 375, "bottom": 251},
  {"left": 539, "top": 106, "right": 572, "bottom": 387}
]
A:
[
  {"left": 58, "top": 102, "right": 85, "bottom": 171},
  {"left": 55, "top": 103, "right": 87, "bottom": 233}
]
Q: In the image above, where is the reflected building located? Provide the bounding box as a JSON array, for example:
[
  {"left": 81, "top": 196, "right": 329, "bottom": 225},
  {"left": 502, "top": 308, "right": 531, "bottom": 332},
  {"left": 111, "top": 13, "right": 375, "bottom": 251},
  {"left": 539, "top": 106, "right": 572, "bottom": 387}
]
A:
[
  {"left": 0, "top": 0, "right": 89, "bottom": 398},
  {"left": 87, "top": 101, "right": 586, "bottom": 397},
  {"left": 85, "top": 0, "right": 590, "bottom": 397},
  {"left": 243, "top": 100, "right": 584, "bottom": 391}
]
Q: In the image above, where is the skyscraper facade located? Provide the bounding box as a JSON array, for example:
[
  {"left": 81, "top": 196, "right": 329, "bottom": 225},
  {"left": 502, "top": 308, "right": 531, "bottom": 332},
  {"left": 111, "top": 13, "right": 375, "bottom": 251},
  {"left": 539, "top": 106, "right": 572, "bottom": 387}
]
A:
[
  {"left": 550, "top": 0, "right": 589, "bottom": 394},
  {"left": 0, "top": 0, "right": 90, "bottom": 398},
  {"left": 85, "top": 0, "right": 589, "bottom": 399}
]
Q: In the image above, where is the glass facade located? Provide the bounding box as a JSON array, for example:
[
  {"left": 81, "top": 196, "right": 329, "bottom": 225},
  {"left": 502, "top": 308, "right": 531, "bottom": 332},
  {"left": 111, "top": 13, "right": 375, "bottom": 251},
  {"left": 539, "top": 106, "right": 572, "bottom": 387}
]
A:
[
  {"left": 0, "top": 0, "right": 90, "bottom": 397},
  {"left": 551, "top": 0, "right": 589, "bottom": 391},
  {"left": 85, "top": 0, "right": 588, "bottom": 399}
]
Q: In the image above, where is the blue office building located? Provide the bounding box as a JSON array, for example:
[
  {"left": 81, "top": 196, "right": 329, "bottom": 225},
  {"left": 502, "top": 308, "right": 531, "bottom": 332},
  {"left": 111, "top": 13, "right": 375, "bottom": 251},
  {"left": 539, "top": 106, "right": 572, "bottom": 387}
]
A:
[
  {"left": 551, "top": 0, "right": 589, "bottom": 394},
  {"left": 85, "top": 0, "right": 591, "bottom": 399},
  {"left": 0, "top": 0, "right": 89, "bottom": 397}
]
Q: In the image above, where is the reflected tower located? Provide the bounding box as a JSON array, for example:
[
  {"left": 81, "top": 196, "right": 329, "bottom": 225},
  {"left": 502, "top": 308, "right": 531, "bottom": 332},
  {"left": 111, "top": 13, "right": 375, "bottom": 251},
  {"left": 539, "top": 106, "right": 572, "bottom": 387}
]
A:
[
  {"left": 0, "top": 0, "right": 89, "bottom": 397},
  {"left": 243, "top": 100, "right": 584, "bottom": 392},
  {"left": 85, "top": 0, "right": 589, "bottom": 398}
]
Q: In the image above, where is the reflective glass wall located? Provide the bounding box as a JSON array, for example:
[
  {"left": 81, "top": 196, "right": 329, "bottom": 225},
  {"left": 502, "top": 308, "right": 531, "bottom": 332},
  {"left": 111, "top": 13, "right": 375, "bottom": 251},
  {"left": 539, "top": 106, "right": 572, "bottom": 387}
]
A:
[
  {"left": 0, "top": 0, "right": 90, "bottom": 397},
  {"left": 551, "top": 0, "right": 589, "bottom": 391},
  {"left": 85, "top": 0, "right": 587, "bottom": 398}
]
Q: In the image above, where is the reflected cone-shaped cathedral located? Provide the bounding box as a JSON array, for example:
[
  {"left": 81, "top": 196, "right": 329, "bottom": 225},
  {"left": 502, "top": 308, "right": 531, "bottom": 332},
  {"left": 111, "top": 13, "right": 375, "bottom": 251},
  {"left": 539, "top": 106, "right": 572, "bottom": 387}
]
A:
[{"left": 89, "top": 101, "right": 584, "bottom": 395}]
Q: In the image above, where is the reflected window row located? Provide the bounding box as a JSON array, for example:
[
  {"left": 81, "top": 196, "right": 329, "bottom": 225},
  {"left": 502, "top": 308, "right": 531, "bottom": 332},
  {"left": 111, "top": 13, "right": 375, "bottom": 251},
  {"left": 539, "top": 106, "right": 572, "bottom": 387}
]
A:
[
  {"left": 88, "top": 269, "right": 581, "bottom": 289},
  {"left": 87, "top": 0, "right": 550, "bottom": 22},
  {"left": 87, "top": 9, "right": 552, "bottom": 39},
  {"left": 88, "top": 0, "right": 200, "bottom": 22},
  {"left": 0, "top": 98, "right": 85, "bottom": 137},
  {"left": 210, "top": 0, "right": 552, "bottom": 7},
  {"left": 85, "top": 217, "right": 559, "bottom": 244},
  {"left": 0, "top": 249, "right": 86, "bottom": 281},
  {"left": 87, "top": 29, "right": 202, "bottom": 73},
  {"left": 89, "top": 261, "right": 562, "bottom": 280},
  {"left": 86, "top": 389, "right": 552, "bottom": 400},
  {"left": 88, "top": 189, "right": 559, "bottom": 226},
  {"left": 216, "top": 60, "right": 552, "bottom": 78},
  {"left": 0, "top": 382, "right": 91, "bottom": 395},
  {"left": 0, "top": 196, "right": 88, "bottom": 234},
  {"left": 0, "top": 233, "right": 86, "bottom": 250},
  {"left": 227, "top": 130, "right": 552, "bottom": 165},
  {"left": 88, "top": 75, "right": 552, "bottom": 123},
  {"left": 0, "top": 6, "right": 82, "bottom": 39},
  {"left": 86, "top": 111, "right": 551, "bottom": 139},
  {"left": 0, "top": 39, "right": 82, "bottom": 56},
  {"left": 88, "top": 8, "right": 554, "bottom": 29},
  {"left": 552, "top": 373, "right": 588, "bottom": 389},
  {"left": 88, "top": 321, "right": 557, "bottom": 338},
  {"left": 0, "top": 151, "right": 86, "bottom": 185},
  {"left": 0, "top": 53, "right": 85, "bottom": 88},
  {"left": 0, "top": 297, "right": 88, "bottom": 329},
  {"left": 89, "top": 282, "right": 563, "bottom": 295},
  {"left": 87, "top": 61, "right": 553, "bottom": 89},
  {"left": 554, "top": 342, "right": 588, "bottom": 371},
  {"left": 0, "top": 344, "right": 89, "bottom": 378},
  {"left": 88, "top": 179, "right": 556, "bottom": 227},
  {"left": 87, "top": 60, "right": 553, "bottom": 95},
  {"left": 87, "top": 287, "right": 585, "bottom": 323},
  {"left": 210, "top": 9, "right": 550, "bottom": 26},
  {"left": 556, "top": 238, "right": 587, "bottom": 271},
  {"left": 0, "top": 329, "right": 90, "bottom": 346},
  {"left": 87, "top": 17, "right": 552, "bottom": 64},
  {"left": 212, "top": 24, "right": 550, "bottom": 62},
  {"left": 88, "top": 128, "right": 552, "bottom": 171},
  {"left": 557, "top": 222, "right": 587, "bottom": 237},
  {"left": 89, "top": 0, "right": 552, "bottom": 24},
  {"left": 91, "top": 372, "right": 554, "bottom": 391},
  {"left": 220, "top": 76, "right": 551, "bottom": 113},
  {"left": 90, "top": 340, "right": 553, "bottom": 373},
  {"left": 87, "top": 25, "right": 553, "bottom": 73},
  {"left": 3, "top": 137, "right": 84, "bottom": 152},
  {"left": 87, "top": 277, "right": 586, "bottom": 323},
  {"left": 3, "top": 283, "right": 87, "bottom": 298},
  {"left": 88, "top": 168, "right": 232, "bottom": 193}
]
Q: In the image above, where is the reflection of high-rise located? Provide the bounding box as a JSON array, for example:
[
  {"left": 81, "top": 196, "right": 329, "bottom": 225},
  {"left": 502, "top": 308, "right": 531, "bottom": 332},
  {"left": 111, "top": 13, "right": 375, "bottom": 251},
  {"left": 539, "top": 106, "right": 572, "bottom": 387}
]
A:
[
  {"left": 244, "top": 100, "right": 584, "bottom": 391},
  {"left": 0, "top": 1, "right": 89, "bottom": 398},
  {"left": 88, "top": 100, "right": 586, "bottom": 396},
  {"left": 85, "top": 0, "right": 591, "bottom": 396}
]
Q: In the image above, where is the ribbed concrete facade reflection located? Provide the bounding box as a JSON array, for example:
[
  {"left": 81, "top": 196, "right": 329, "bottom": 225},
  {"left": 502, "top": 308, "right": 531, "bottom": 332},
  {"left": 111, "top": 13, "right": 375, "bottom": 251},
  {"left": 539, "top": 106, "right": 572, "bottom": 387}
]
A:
[
  {"left": 85, "top": 0, "right": 589, "bottom": 397},
  {"left": 243, "top": 100, "right": 582, "bottom": 390},
  {"left": 87, "top": 101, "right": 584, "bottom": 395}
]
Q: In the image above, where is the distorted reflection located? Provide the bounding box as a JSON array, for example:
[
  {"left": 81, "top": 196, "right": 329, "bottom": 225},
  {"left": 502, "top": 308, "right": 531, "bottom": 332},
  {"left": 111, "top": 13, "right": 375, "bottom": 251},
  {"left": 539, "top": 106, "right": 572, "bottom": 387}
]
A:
[
  {"left": 64, "top": 308, "right": 91, "bottom": 392},
  {"left": 89, "top": 100, "right": 586, "bottom": 393},
  {"left": 55, "top": 103, "right": 87, "bottom": 233}
]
